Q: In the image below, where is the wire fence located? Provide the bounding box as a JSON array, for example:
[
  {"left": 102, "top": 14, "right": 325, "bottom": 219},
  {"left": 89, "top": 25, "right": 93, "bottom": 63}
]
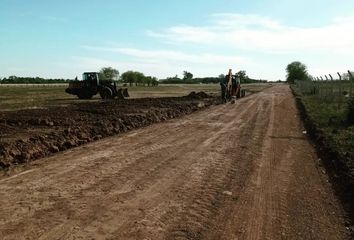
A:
[{"left": 295, "top": 70, "right": 354, "bottom": 108}]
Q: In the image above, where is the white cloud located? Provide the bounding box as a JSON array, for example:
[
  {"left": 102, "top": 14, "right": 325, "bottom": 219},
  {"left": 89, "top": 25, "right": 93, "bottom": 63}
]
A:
[
  {"left": 81, "top": 45, "right": 249, "bottom": 65},
  {"left": 77, "top": 13, "right": 354, "bottom": 80},
  {"left": 147, "top": 14, "right": 354, "bottom": 55},
  {"left": 211, "top": 13, "right": 282, "bottom": 30},
  {"left": 79, "top": 45, "right": 253, "bottom": 78},
  {"left": 71, "top": 56, "right": 180, "bottom": 78},
  {"left": 146, "top": 26, "right": 217, "bottom": 44}
]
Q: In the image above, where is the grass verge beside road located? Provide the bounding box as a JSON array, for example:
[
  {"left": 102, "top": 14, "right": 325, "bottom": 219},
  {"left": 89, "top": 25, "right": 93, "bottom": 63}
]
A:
[{"left": 291, "top": 85, "right": 354, "bottom": 221}]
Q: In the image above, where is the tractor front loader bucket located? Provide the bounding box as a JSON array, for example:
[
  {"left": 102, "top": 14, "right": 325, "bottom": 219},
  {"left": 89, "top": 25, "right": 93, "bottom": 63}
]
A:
[{"left": 123, "top": 88, "right": 129, "bottom": 98}]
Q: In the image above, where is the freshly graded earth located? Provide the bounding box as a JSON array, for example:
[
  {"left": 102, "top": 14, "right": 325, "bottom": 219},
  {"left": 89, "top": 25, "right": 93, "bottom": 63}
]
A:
[
  {"left": 0, "top": 85, "right": 351, "bottom": 239},
  {"left": 0, "top": 93, "right": 215, "bottom": 169}
]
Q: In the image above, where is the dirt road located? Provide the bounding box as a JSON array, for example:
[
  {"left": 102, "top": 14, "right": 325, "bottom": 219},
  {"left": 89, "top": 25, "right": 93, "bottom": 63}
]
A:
[{"left": 0, "top": 85, "right": 351, "bottom": 239}]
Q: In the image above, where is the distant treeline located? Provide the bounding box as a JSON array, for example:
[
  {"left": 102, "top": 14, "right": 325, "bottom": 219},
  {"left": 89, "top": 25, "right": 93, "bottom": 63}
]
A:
[
  {"left": 1, "top": 70, "right": 270, "bottom": 85},
  {"left": 159, "top": 77, "right": 268, "bottom": 84},
  {"left": 0, "top": 76, "right": 70, "bottom": 84},
  {"left": 160, "top": 70, "right": 268, "bottom": 84}
]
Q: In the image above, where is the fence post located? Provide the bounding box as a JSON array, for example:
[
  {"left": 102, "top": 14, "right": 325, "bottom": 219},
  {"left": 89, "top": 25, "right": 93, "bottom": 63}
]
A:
[
  {"left": 325, "top": 75, "right": 329, "bottom": 100},
  {"left": 329, "top": 74, "right": 334, "bottom": 97},
  {"left": 317, "top": 76, "right": 324, "bottom": 100},
  {"left": 337, "top": 72, "right": 343, "bottom": 108},
  {"left": 348, "top": 70, "right": 353, "bottom": 97},
  {"left": 337, "top": 72, "right": 341, "bottom": 103},
  {"left": 310, "top": 76, "right": 315, "bottom": 96},
  {"left": 324, "top": 76, "right": 329, "bottom": 100}
]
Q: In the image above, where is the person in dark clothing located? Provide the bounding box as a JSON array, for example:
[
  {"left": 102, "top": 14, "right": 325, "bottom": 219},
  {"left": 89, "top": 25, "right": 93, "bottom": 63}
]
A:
[{"left": 220, "top": 77, "right": 227, "bottom": 103}]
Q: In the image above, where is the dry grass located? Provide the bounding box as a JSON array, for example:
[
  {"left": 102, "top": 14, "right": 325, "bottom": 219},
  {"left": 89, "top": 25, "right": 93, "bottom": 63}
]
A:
[{"left": 0, "top": 83, "right": 273, "bottom": 111}]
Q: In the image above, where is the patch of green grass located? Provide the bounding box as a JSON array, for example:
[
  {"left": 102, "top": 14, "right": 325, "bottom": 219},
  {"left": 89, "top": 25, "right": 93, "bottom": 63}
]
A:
[
  {"left": 303, "top": 96, "right": 347, "bottom": 129},
  {"left": 295, "top": 89, "right": 354, "bottom": 178},
  {"left": 0, "top": 85, "right": 76, "bottom": 111}
]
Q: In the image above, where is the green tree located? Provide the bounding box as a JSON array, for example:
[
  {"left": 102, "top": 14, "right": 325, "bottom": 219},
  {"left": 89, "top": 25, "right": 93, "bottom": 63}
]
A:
[
  {"left": 99, "top": 67, "right": 119, "bottom": 81},
  {"left": 151, "top": 77, "right": 159, "bottom": 86},
  {"left": 134, "top": 72, "right": 145, "bottom": 86},
  {"left": 183, "top": 71, "right": 193, "bottom": 81},
  {"left": 286, "top": 61, "right": 309, "bottom": 84},
  {"left": 145, "top": 76, "right": 153, "bottom": 86},
  {"left": 142, "top": 76, "right": 159, "bottom": 87},
  {"left": 121, "top": 71, "right": 137, "bottom": 86},
  {"left": 234, "top": 70, "right": 248, "bottom": 83},
  {"left": 120, "top": 71, "right": 146, "bottom": 86},
  {"left": 218, "top": 74, "right": 225, "bottom": 79}
]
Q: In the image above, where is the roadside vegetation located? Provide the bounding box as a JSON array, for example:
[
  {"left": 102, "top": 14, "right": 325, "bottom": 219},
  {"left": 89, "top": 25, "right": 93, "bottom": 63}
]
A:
[{"left": 289, "top": 61, "right": 354, "bottom": 216}]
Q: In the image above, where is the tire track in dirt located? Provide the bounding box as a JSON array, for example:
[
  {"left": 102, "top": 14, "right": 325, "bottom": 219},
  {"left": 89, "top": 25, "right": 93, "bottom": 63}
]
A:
[
  {"left": 100, "top": 97, "right": 262, "bottom": 239},
  {"left": 0, "top": 85, "right": 351, "bottom": 240},
  {"left": 164, "top": 96, "right": 271, "bottom": 240},
  {"left": 203, "top": 88, "right": 351, "bottom": 240}
]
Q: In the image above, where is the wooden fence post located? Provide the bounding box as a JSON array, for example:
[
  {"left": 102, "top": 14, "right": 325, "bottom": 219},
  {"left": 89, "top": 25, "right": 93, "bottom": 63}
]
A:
[
  {"left": 329, "top": 74, "right": 334, "bottom": 97},
  {"left": 348, "top": 70, "right": 353, "bottom": 97},
  {"left": 324, "top": 76, "right": 329, "bottom": 100},
  {"left": 337, "top": 72, "right": 341, "bottom": 103},
  {"left": 337, "top": 72, "right": 342, "bottom": 108},
  {"left": 317, "top": 76, "right": 324, "bottom": 100}
]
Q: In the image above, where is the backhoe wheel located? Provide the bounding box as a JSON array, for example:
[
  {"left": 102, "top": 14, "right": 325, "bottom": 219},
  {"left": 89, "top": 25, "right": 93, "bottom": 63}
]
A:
[{"left": 99, "top": 87, "right": 113, "bottom": 99}]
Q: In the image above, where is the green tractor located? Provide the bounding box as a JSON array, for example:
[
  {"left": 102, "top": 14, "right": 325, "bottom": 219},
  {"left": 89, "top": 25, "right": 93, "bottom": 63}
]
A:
[{"left": 65, "top": 72, "right": 129, "bottom": 100}]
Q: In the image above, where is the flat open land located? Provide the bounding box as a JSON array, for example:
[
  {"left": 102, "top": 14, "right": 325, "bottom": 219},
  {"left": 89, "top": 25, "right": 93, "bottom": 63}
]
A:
[
  {"left": 0, "top": 85, "right": 352, "bottom": 239},
  {"left": 0, "top": 83, "right": 270, "bottom": 111}
]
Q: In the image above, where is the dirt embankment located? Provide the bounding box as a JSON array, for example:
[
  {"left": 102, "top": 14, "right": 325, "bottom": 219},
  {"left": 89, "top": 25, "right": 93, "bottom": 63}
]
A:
[{"left": 0, "top": 93, "right": 216, "bottom": 170}]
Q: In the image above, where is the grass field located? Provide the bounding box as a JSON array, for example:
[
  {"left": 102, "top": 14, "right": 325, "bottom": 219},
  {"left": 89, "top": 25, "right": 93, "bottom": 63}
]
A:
[{"left": 0, "top": 83, "right": 273, "bottom": 111}]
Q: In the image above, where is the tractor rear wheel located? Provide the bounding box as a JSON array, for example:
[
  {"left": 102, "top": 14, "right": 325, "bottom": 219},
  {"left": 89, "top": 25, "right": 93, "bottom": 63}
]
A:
[{"left": 99, "top": 87, "right": 113, "bottom": 99}]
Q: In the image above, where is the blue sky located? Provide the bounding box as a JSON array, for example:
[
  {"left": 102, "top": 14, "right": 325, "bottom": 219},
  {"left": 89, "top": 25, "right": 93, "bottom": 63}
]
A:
[{"left": 1, "top": 0, "right": 353, "bottom": 80}]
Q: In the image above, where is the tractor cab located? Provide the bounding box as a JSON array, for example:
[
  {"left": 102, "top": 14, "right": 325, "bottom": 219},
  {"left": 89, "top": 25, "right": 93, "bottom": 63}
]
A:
[{"left": 83, "top": 72, "right": 99, "bottom": 86}]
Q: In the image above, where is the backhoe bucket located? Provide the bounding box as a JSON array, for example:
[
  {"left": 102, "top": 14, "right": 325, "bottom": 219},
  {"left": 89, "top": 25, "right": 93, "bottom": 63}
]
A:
[
  {"left": 123, "top": 88, "right": 130, "bottom": 98},
  {"left": 116, "top": 88, "right": 125, "bottom": 99}
]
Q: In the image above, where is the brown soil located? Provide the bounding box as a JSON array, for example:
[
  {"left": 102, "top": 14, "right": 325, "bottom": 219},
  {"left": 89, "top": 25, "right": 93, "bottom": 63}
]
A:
[
  {"left": 0, "top": 85, "right": 352, "bottom": 239},
  {"left": 0, "top": 93, "right": 216, "bottom": 169}
]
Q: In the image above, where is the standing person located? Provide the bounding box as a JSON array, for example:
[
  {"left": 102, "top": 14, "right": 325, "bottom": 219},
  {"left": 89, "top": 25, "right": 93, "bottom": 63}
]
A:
[
  {"left": 233, "top": 76, "right": 241, "bottom": 99},
  {"left": 220, "top": 76, "right": 227, "bottom": 103},
  {"left": 230, "top": 75, "right": 239, "bottom": 103}
]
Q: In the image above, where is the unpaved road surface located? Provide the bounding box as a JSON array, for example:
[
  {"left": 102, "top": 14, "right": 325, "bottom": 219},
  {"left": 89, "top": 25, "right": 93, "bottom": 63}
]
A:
[{"left": 0, "top": 85, "right": 351, "bottom": 239}]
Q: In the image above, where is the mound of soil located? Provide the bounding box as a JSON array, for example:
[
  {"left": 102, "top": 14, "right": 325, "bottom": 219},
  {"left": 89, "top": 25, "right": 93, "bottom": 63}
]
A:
[
  {"left": 187, "top": 91, "right": 212, "bottom": 99},
  {"left": 0, "top": 95, "right": 218, "bottom": 170}
]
